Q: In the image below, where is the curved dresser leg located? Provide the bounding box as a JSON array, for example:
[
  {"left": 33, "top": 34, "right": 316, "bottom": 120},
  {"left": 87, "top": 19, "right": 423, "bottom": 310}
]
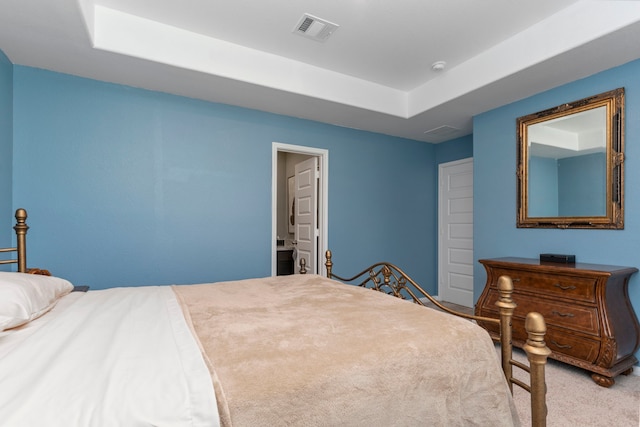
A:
[{"left": 591, "top": 373, "right": 615, "bottom": 388}]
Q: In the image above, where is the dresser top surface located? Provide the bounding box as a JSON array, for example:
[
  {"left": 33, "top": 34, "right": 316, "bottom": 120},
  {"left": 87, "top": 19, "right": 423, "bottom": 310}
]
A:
[{"left": 480, "top": 257, "right": 638, "bottom": 274}]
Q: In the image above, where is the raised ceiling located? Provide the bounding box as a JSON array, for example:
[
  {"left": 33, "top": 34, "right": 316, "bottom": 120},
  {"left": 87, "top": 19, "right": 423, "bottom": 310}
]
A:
[{"left": 1, "top": 0, "right": 640, "bottom": 142}]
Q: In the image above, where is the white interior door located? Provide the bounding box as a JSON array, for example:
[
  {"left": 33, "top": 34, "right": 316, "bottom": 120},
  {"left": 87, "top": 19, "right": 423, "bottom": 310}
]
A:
[
  {"left": 271, "top": 143, "right": 328, "bottom": 277},
  {"left": 438, "top": 158, "right": 474, "bottom": 307},
  {"left": 294, "top": 157, "right": 318, "bottom": 274}
]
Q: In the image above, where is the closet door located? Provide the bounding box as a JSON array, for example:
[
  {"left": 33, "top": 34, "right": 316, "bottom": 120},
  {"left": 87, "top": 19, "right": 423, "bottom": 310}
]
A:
[{"left": 438, "top": 158, "right": 474, "bottom": 307}]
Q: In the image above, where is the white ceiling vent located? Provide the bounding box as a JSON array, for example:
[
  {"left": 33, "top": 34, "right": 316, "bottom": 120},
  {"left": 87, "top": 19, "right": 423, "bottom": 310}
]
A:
[
  {"left": 423, "top": 125, "right": 462, "bottom": 143},
  {"left": 293, "top": 13, "right": 339, "bottom": 42}
]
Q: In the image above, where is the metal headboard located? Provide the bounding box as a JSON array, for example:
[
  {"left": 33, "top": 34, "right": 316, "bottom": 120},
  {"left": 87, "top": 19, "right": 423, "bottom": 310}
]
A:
[{"left": 0, "top": 209, "right": 29, "bottom": 272}]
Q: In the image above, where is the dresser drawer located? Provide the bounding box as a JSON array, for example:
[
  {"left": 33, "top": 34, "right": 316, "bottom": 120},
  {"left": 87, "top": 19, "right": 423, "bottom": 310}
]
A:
[
  {"left": 482, "top": 289, "right": 599, "bottom": 335},
  {"left": 479, "top": 312, "right": 601, "bottom": 363},
  {"left": 490, "top": 267, "right": 597, "bottom": 302},
  {"left": 536, "top": 328, "right": 601, "bottom": 363},
  {"left": 509, "top": 319, "right": 601, "bottom": 363}
]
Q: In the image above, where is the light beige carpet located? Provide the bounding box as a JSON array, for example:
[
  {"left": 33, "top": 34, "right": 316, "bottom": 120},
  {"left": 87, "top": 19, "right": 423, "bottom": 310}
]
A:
[
  {"left": 509, "top": 347, "right": 640, "bottom": 427},
  {"left": 429, "top": 301, "right": 640, "bottom": 426}
]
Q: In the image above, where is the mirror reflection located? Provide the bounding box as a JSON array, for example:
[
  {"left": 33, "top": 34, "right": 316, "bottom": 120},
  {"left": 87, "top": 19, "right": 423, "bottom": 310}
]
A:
[
  {"left": 517, "top": 88, "right": 624, "bottom": 229},
  {"left": 528, "top": 106, "right": 607, "bottom": 217}
]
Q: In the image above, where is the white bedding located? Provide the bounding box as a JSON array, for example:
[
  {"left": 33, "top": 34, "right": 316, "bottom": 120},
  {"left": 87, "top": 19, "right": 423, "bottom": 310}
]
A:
[
  {"left": 0, "top": 291, "right": 83, "bottom": 358},
  {"left": 0, "top": 286, "right": 219, "bottom": 427}
]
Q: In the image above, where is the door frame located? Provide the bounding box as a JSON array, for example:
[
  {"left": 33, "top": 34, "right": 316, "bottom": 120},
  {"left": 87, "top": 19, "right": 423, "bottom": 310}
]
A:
[{"left": 272, "top": 142, "right": 328, "bottom": 276}]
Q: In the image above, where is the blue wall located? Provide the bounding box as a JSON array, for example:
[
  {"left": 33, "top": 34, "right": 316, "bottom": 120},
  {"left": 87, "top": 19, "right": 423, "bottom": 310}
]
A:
[
  {"left": 435, "top": 134, "right": 473, "bottom": 165},
  {"left": 474, "top": 59, "right": 640, "bottom": 360},
  {"left": 10, "top": 66, "right": 437, "bottom": 290},
  {"left": 0, "top": 51, "right": 12, "bottom": 246}
]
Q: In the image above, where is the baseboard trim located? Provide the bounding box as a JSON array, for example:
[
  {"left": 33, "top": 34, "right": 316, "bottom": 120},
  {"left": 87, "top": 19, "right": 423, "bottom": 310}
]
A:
[{"left": 632, "top": 366, "right": 640, "bottom": 376}]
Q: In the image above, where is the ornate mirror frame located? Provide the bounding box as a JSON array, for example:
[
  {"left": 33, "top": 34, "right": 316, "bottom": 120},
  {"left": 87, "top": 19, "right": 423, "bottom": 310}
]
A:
[{"left": 517, "top": 88, "right": 625, "bottom": 229}]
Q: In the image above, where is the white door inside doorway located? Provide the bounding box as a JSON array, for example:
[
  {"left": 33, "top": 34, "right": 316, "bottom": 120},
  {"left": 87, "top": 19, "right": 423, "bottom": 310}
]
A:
[
  {"left": 272, "top": 143, "right": 328, "bottom": 276},
  {"left": 438, "top": 158, "right": 474, "bottom": 307},
  {"left": 294, "top": 157, "right": 318, "bottom": 274}
]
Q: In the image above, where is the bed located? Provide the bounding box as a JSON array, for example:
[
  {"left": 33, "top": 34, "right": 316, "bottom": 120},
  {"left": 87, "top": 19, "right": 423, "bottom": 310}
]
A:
[{"left": 0, "top": 208, "right": 550, "bottom": 426}]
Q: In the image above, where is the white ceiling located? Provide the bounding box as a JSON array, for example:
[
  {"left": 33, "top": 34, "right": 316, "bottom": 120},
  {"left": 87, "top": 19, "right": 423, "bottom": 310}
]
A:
[{"left": 2, "top": 0, "right": 640, "bottom": 143}]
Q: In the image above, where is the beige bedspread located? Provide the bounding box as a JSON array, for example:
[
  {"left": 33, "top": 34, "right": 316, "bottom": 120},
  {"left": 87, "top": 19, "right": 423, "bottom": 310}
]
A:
[{"left": 173, "top": 274, "right": 519, "bottom": 427}]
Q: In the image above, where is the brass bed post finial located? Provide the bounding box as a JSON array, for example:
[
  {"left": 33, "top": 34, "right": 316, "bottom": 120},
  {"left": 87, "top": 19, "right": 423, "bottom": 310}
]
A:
[
  {"left": 495, "top": 275, "right": 516, "bottom": 392},
  {"left": 299, "top": 257, "right": 307, "bottom": 274},
  {"left": 524, "top": 312, "right": 551, "bottom": 427},
  {"left": 325, "top": 250, "right": 333, "bottom": 278},
  {"left": 14, "top": 208, "right": 29, "bottom": 273}
]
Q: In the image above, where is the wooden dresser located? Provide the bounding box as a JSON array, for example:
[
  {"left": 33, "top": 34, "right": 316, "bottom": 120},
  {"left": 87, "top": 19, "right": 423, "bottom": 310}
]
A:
[{"left": 475, "top": 257, "right": 640, "bottom": 387}]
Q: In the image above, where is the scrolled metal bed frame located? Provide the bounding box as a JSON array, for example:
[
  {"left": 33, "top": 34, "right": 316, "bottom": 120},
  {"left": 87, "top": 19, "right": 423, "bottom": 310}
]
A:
[
  {"left": 319, "top": 249, "right": 551, "bottom": 427},
  {"left": 3, "top": 209, "right": 550, "bottom": 426}
]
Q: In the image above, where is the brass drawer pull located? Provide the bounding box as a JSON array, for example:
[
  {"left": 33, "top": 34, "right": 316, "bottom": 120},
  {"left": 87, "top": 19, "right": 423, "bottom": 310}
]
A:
[
  {"left": 551, "top": 310, "right": 575, "bottom": 318},
  {"left": 550, "top": 340, "right": 572, "bottom": 350},
  {"left": 554, "top": 283, "right": 577, "bottom": 291}
]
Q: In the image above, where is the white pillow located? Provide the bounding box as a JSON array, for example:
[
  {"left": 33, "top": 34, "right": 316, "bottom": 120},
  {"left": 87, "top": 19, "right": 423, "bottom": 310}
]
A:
[{"left": 0, "top": 272, "right": 74, "bottom": 331}]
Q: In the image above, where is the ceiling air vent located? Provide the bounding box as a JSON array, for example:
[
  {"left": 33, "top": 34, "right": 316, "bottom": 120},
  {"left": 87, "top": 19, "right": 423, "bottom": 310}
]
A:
[
  {"left": 293, "top": 13, "right": 339, "bottom": 42},
  {"left": 423, "top": 125, "right": 461, "bottom": 143}
]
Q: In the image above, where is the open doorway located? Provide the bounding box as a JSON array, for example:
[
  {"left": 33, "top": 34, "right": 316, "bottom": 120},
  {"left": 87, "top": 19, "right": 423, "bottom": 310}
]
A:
[{"left": 272, "top": 143, "right": 328, "bottom": 276}]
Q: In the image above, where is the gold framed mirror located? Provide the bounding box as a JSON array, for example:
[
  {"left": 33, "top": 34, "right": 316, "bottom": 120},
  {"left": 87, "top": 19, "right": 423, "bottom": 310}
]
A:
[{"left": 517, "top": 88, "right": 625, "bottom": 229}]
